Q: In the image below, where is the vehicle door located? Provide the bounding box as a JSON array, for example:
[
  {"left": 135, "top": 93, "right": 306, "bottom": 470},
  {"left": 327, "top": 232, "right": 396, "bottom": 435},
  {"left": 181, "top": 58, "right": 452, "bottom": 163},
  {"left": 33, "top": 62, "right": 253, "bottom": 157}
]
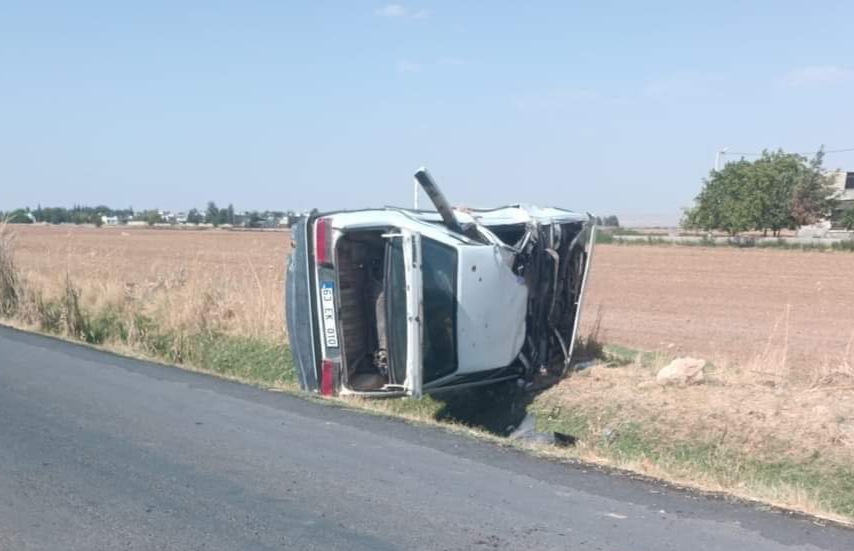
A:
[{"left": 385, "top": 229, "right": 423, "bottom": 397}]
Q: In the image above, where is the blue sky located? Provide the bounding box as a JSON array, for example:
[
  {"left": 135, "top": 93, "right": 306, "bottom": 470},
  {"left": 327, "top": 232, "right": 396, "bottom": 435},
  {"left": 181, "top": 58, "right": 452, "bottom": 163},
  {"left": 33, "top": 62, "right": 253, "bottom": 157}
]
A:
[{"left": 2, "top": 1, "right": 854, "bottom": 224}]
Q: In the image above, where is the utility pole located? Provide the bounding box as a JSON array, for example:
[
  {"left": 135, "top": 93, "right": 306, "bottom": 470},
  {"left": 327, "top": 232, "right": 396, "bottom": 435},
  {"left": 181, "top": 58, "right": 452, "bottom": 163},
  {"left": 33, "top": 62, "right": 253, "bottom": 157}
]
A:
[{"left": 715, "top": 147, "right": 729, "bottom": 171}]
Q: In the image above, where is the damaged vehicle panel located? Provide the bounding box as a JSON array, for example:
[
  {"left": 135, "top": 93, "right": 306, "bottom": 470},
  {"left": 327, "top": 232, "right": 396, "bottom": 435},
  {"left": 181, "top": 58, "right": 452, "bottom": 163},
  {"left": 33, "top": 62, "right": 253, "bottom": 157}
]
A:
[{"left": 285, "top": 168, "right": 596, "bottom": 398}]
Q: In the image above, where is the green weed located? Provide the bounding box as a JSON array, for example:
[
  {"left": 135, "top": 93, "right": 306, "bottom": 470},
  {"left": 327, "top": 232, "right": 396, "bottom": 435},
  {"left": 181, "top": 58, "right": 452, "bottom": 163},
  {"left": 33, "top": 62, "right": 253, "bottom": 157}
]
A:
[{"left": 530, "top": 402, "right": 854, "bottom": 518}]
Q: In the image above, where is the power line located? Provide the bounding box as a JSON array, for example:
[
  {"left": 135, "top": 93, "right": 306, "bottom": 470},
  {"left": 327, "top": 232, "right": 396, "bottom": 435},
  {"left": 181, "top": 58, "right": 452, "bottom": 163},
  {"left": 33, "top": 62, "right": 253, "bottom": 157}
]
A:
[{"left": 726, "top": 147, "right": 854, "bottom": 157}]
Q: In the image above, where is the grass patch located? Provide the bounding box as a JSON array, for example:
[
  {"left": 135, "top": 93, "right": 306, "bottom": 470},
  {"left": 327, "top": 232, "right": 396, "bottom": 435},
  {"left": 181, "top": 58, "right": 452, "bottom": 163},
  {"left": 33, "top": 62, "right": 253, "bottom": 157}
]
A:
[
  {"left": 369, "top": 394, "right": 447, "bottom": 420},
  {"left": 530, "top": 392, "right": 854, "bottom": 520},
  {"left": 610, "top": 227, "right": 643, "bottom": 236},
  {"left": 83, "top": 311, "right": 296, "bottom": 389},
  {"left": 595, "top": 231, "right": 615, "bottom": 244},
  {"left": 596, "top": 228, "right": 652, "bottom": 244},
  {"left": 599, "top": 232, "right": 854, "bottom": 253},
  {"left": 184, "top": 332, "right": 296, "bottom": 387},
  {"left": 2, "top": 279, "right": 296, "bottom": 390},
  {"left": 610, "top": 236, "right": 672, "bottom": 246},
  {"left": 598, "top": 234, "right": 671, "bottom": 246},
  {"left": 832, "top": 240, "right": 854, "bottom": 252},
  {"left": 599, "top": 343, "right": 667, "bottom": 368},
  {"left": 0, "top": 224, "right": 21, "bottom": 317},
  {"left": 87, "top": 310, "right": 295, "bottom": 388}
]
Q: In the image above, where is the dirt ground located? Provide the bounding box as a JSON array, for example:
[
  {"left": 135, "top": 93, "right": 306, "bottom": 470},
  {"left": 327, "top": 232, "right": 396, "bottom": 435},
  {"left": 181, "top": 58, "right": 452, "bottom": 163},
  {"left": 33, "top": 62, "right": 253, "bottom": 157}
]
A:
[
  {"left": 11, "top": 225, "right": 854, "bottom": 372},
  {"left": 582, "top": 244, "right": 854, "bottom": 372}
]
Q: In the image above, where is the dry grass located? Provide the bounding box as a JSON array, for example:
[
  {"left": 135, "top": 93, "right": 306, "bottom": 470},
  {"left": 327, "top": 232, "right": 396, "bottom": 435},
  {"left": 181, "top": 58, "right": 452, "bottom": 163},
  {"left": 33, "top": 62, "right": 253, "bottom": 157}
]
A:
[
  {"left": 545, "top": 360, "right": 854, "bottom": 464},
  {"left": 529, "top": 320, "right": 854, "bottom": 522},
  {"left": 1, "top": 224, "right": 297, "bottom": 398},
  {"left": 739, "top": 303, "right": 854, "bottom": 387},
  {"left": 10, "top": 225, "right": 287, "bottom": 340},
  {"left": 0, "top": 222, "right": 21, "bottom": 317}
]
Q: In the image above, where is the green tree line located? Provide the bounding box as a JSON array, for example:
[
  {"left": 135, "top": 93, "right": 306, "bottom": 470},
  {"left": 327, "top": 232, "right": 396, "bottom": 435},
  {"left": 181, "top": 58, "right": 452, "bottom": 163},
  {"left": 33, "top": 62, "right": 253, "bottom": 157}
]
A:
[
  {"left": 0, "top": 205, "right": 133, "bottom": 226},
  {"left": 0, "top": 203, "right": 299, "bottom": 228}
]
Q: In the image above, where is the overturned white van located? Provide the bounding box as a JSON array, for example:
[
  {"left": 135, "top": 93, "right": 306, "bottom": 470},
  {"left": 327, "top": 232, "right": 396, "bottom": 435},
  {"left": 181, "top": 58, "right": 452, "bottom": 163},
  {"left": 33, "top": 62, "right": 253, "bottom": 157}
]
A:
[{"left": 286, "top": 169, "right": 595, "bottom": 398}]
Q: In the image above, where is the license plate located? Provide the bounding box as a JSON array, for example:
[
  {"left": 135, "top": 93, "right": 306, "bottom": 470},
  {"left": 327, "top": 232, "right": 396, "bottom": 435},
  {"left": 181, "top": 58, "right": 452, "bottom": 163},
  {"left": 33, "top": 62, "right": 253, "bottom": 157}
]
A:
[{"left": 320, "top": 281, "right": 339, "bottom": 348}]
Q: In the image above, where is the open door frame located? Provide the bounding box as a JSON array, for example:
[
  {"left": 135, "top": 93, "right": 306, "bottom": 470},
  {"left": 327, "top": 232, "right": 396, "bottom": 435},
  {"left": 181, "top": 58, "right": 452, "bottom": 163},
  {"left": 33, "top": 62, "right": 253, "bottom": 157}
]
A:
[{"left": 401, "top": 230, "right": 423, "bottom": 398}]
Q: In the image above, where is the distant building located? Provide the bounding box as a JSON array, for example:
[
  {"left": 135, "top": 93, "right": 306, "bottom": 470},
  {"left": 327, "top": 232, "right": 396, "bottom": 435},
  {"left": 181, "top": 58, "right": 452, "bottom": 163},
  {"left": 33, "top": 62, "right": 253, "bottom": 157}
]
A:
[
  {"left": 796, "top": 170, "right": 854, "bottom": 236},
  {"left": 101, "top": 215, "right": 120, "bottom": 226},
  {"left": 829, "top": 170, "right": 854, "bottom": 229}
]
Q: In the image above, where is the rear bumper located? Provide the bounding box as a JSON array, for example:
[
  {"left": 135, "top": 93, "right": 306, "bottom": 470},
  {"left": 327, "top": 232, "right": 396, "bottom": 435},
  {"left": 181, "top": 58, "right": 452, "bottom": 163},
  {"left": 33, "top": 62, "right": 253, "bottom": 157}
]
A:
[{"left": 285, "top": 218, "right": 320, "bottom": 392}]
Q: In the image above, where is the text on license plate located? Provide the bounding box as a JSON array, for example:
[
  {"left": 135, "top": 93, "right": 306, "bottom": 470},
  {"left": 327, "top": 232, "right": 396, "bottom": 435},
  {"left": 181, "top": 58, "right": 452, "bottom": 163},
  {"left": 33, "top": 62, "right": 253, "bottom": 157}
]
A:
[{"left": 320, "top": 281, "right": 339, "bottom": 348}]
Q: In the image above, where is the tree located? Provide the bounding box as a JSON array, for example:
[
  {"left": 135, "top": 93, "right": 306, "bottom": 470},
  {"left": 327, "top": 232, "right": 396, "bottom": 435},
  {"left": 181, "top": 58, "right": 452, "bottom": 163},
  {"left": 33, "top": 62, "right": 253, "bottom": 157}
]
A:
[
  {"left": 245, "top": 211, "right": 264, "bottom": 228},
  {"left": 145, "top": 210, "right": 162, "bottom": 226},
  {"left": 750, "top": 150, "right": 801, "bottom": 236},
  {"left": 186, "top": 209, "right": 203, "bottom": 224},
  {"left": 840, "top": 208, "right": 854, "bottom": 231},
  {"left": 684, "top": 159, "right": 757, "bottom": 236},
  {"left": 791, "top": 150, "right": 837, "bottom": 226},
  {"left": 205, "top": 202, "right": 219, "bottom": 225},
  {"left": 6, "top": 209, "right": 33, "bottom": 224},
  {"left": 684, "top": 148, "right": 836, "bottom": 236},
  {"left": 93, "top": 205, "right": 111, "bottom": 217},
  {"left": 226, "top": 204, "right": 235, "bottom": 225},
  {"left": 40, "top": 207, "right": 69, "bottom": 224},
  {"left": 71, "top": 211, "right": 89, "bottom": 225}
]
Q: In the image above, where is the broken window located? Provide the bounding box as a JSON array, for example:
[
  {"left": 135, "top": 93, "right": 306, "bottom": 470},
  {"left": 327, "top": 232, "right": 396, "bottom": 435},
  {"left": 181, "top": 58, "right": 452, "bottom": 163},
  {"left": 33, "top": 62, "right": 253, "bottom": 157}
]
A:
[
  {"left": 387, "top": 239, "right": 408, "bottom": 385},
  {"left": 421, "top": 238, "right": 458, "bottom": 383}
]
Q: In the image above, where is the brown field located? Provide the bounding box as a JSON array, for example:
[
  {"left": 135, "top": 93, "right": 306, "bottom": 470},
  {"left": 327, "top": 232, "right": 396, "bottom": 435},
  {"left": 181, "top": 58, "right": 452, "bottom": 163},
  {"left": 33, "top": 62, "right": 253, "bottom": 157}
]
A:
[
  {"left": 10, "top": 225, "right": 289, "bottom": 339},
  {"left": 582, "top": 245, "right": 854, "bottom": 375},
  {"left": 10, "top": 225, "right": 854, "bottom": 373}
]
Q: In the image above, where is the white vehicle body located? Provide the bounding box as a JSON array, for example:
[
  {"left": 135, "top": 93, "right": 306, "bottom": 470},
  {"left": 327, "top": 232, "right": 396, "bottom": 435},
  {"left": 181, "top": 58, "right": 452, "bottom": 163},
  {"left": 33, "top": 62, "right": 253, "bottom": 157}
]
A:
[{"left": 285, "top": 169, "right": 596, "bottom": 398}]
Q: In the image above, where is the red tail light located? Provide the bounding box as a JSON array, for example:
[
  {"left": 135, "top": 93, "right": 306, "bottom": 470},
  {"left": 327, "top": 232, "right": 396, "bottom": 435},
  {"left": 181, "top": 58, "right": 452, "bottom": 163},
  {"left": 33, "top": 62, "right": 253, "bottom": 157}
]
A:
[
  {"left": 320, "top": 359, "right": 337, "bottom": 396},
  {"left": 315, "top": 218, "right": 333, "bottom": 265}
]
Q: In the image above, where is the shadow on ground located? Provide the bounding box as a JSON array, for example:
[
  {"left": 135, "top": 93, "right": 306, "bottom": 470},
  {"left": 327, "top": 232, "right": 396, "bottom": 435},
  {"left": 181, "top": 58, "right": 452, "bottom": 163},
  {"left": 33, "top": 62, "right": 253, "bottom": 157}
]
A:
[
  {"left": 423, "top": 341, "right": 607, "bottom": 438},
  {"left": 429, "top": 382, "right": 531, "bottom": 436}
]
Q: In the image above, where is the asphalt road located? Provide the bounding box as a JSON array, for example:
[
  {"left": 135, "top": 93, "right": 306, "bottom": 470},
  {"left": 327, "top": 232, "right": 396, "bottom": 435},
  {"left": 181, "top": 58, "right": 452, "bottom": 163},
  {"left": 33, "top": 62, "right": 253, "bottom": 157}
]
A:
[{"left": 1, "top": 326, "right": 852, "bottom": 551}]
